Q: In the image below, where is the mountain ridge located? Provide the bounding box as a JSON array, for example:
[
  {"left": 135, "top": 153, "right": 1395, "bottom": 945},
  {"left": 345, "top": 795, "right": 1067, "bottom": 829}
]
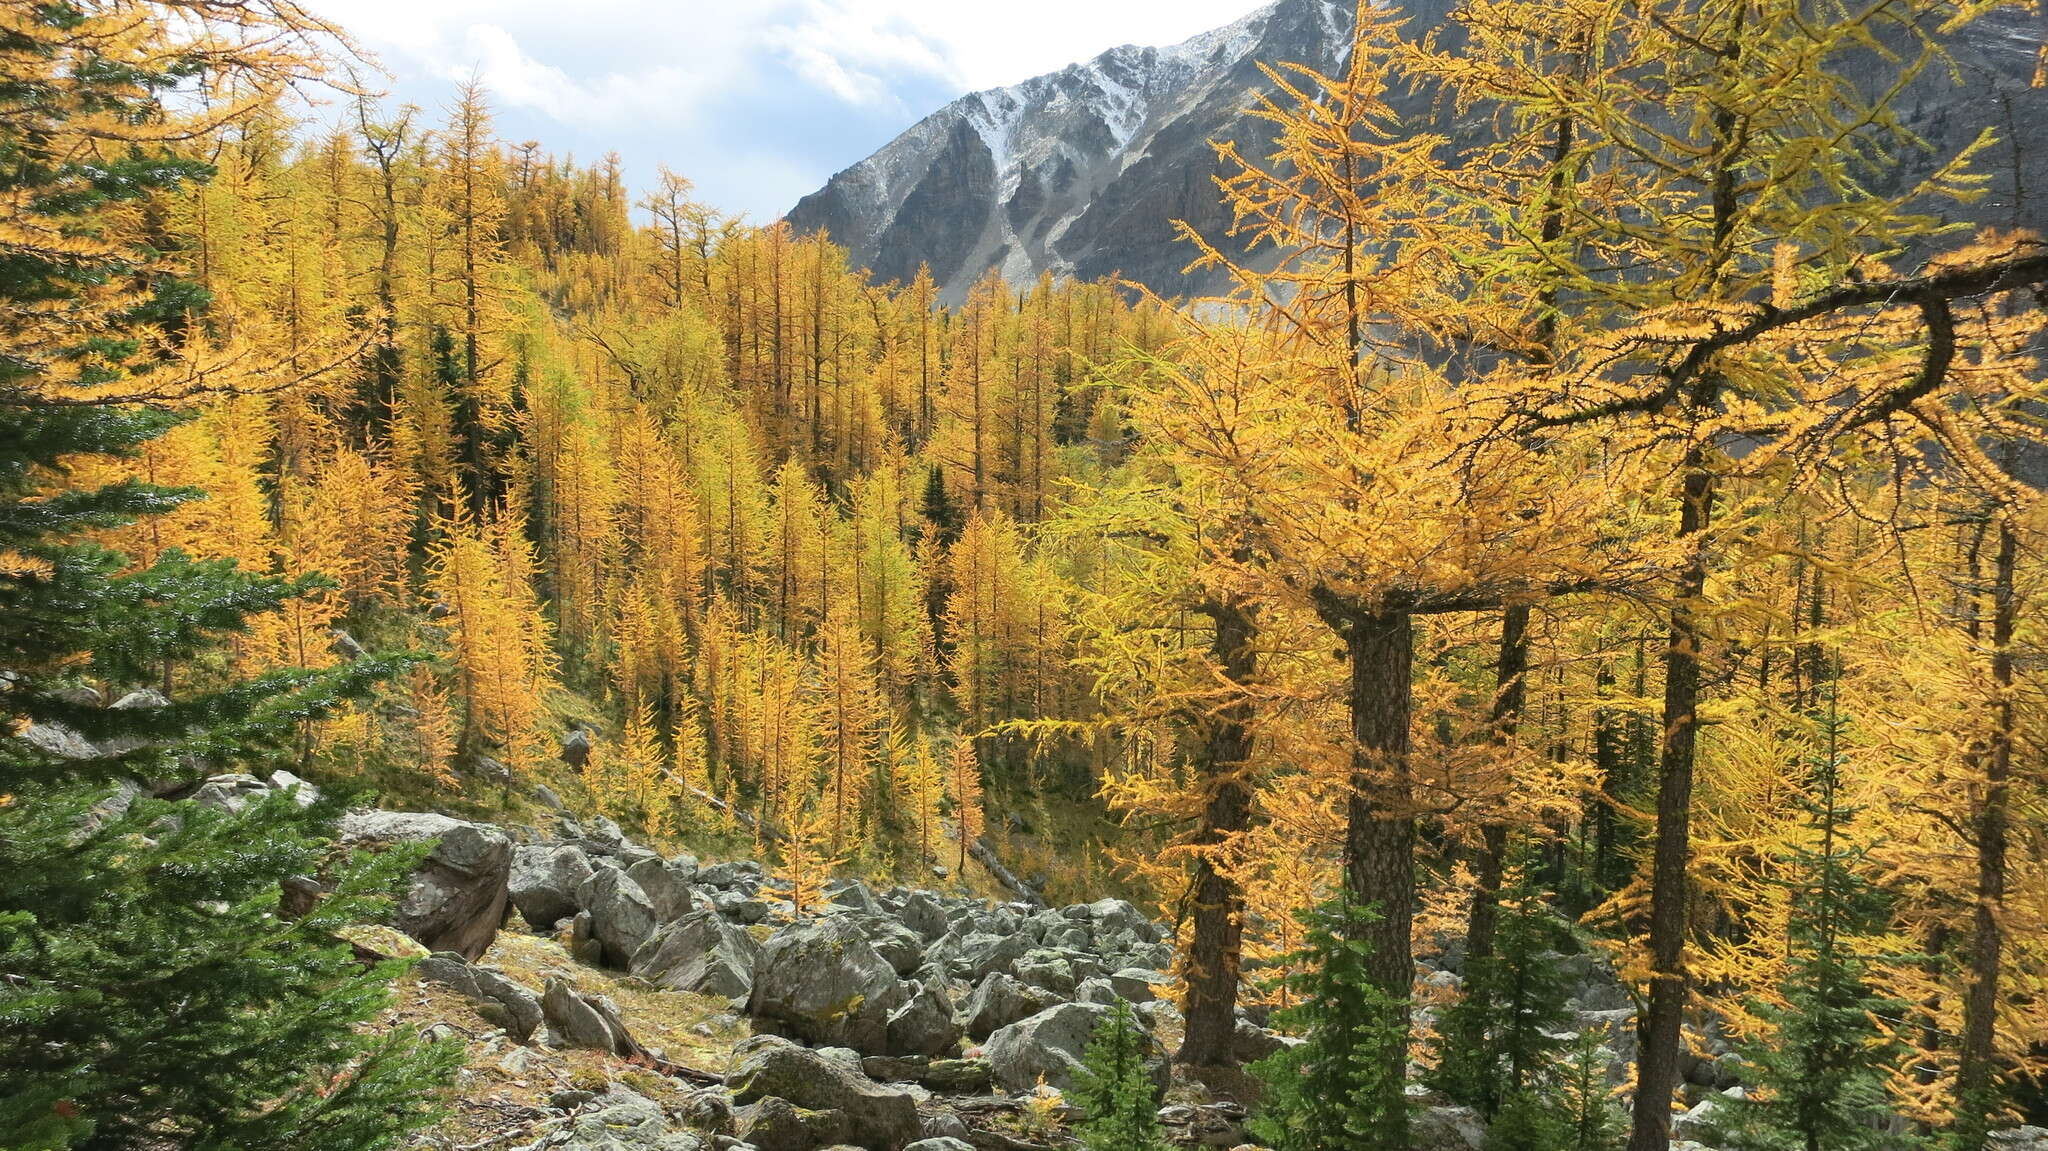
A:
[
  {"left": 786, "top": 0, "right": 2048, "bottom": 302},
  {"left": 786, "top": 0, "right": 1371, "bottom": 301}
]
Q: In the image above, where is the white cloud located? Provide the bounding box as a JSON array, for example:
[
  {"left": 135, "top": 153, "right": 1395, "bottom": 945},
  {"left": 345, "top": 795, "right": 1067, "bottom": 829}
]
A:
[
  {"left": 301, "top": 0, "right": 1266, "bottom": 216},
  {"left": 451, "top": 23, "right": 718, "bottom": 128},
  {"left": 762, "top": 2, "right": 952, "bottom": 107},
  {"left": 759, "top": 0, "right": 1265, "bottom": 96}
]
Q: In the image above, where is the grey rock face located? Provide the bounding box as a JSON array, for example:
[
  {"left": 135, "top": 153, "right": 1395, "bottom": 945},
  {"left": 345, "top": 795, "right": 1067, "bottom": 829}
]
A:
[
  {"left": 787, "top": 0, "right": 1362, "bottom": 302},
  {"left": 747, "top": 916, "right": 908, "bottom": 1053},
  {"left": 540, "top": 977, "right": 638, "bottom": 1056},
  {"left": 727, "top": 1035, "right": 922, "bottom": 1151},
  {"left": 632, "top": 910, "right": 760, "bottom": 1003},
  {"left": 417, "top": 952, "right": 544, "bottom": 1043},
  {"left": 959, "top": 971, "right": 1047, "bottom": 1040},
  {"left": 341, "top": 811, "right": 511, "bottom": 960},
  {"left": 788, "top": 0, "right": 2046, "bottom": 305},
  {"left": 884, "top": 980, "right": 962, "bottom": 1058},
  {"left": 576, "top": 865, "right": 659, "bottom": 968},
  {"left": 509, "top": 843, "right": 595, "bottom": 929}
]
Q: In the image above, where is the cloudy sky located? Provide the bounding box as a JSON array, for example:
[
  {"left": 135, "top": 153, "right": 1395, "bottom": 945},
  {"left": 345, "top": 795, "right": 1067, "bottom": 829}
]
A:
[{"left": 304, "top": 0, "right": 1260, "bottom": 222}]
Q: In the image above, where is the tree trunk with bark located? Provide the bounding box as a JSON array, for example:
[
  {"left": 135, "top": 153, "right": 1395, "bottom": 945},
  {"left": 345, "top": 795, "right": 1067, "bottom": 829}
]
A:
[
  {"left": 1629, "top": 457, "right": 1716, "bottom": 1151},
  {"left": 1465, "top": 603, "right": 1531, "bottom": 967},
  {"left": 1178, "top": 597, "right": 1258, "bottom": 1065},
  {"left": 1955, "top": 519, "right": 2017, "bottom": 1151},
  {"left": 1314, "top": 594, "right": 1416, "bottom": 1151}
]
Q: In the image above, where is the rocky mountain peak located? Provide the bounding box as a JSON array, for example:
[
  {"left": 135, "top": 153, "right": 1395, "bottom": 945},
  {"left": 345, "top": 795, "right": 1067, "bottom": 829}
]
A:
[
  {"left": 787, "top": 0, "right": 2045, "bottom": 303},
  {"left": 786, "top": 0, "right": 1370, "bottom": 302}
]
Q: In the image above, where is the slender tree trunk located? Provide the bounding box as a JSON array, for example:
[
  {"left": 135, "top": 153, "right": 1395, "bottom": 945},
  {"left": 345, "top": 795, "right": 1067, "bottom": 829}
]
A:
[
  {"left": 1465, "top": 602, "right": 1531, "bottom": 966},
  {"left": 1315, "top": 595, "right": 1415, "bottom": 1148},
  {"left": 1592, "top": 659, "right": 1624, "bottom": 891},
  {"left": 1629, "top": 456, "right": 1716, "bottom": 1151},
  {"left": 1340, "top": 607, "right": 1415, "bottom": 998},
  {"left": 1955, "top": 519, "right": 2017, "bottom": 1151},
  {"left": 1179, "top": 597, "right": 1258, "bottom": 1066}
]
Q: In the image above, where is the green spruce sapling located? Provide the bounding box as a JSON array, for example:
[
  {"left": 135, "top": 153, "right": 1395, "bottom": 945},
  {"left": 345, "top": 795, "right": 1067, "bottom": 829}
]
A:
[
  {"left": 1250, "top": 895, "right": 1410, "bottom": 1151},
  {"left": 1072, "top": 999, "right": 1170, "bottom": 1151},
  {"left": 1724, "top": 703, "right": 1916, "bottom": 1151},
  {"left": 1430, "top": 859, "right": 1576, "bottom": 1123}
]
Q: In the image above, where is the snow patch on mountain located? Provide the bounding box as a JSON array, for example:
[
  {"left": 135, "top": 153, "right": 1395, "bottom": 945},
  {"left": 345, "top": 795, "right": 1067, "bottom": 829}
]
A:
[{"left": 786, "top": 0, "right": 2044, "bottom": 302}]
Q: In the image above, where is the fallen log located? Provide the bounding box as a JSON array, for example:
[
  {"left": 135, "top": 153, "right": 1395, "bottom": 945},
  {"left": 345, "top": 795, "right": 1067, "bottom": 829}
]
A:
[{"left": 969, "top": 835, "right": 1043, "bottom": 908}]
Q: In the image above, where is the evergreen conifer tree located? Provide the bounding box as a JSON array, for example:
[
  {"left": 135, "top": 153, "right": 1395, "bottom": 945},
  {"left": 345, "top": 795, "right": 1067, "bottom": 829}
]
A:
[
  {"left": 1430, "top": 863, "right": 1576, "bottom": 1124},
  {"left": 1250, "top": 896, "right": 1409, "bottom": 1151},
  {"left": 0, "top": 4, "right": 457, "bottom": 1146},
  {"left": 921, "top": 463, "right": 960, "bottom": 544},
  {"left": 1071, "top": 999, "right": 1170, "bottom": 1151},
  {"left": 1725, "top": 705, "right": 1915, "bottom": 1151},
  {"left": 1556, "top": 1028, "right": 1626, "bottom": 1151}
]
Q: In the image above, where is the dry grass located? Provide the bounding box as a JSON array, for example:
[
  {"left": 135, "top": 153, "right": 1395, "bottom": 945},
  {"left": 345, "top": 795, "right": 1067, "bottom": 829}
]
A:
[{"left": 383, "top": 926, "right": 755, "bottom": 1148}]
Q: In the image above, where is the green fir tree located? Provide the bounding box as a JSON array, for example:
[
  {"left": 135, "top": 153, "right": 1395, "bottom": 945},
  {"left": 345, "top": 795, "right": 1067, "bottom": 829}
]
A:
[
  {"left": 0, "top": 4, "right": 456, "bottom": 1147},
  {"left": 1071, "top": 998, "right": 1170, "bottom": 1151},
  {"left": 1250, "top": 895, "right": 1410, "bottom": 1151},
  {"left": 1555, "top": 1027, "right": 1625, "bottom": 1151},
  {"left": 1725, "top": 704, "right": 1916, "bottom": 1151},
  {"left": 1430, "top": 861, "right": 1576, "bottom": 1125}
]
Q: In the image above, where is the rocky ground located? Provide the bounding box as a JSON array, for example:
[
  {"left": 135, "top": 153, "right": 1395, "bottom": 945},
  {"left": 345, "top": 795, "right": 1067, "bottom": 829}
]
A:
[{"left": 200, "top": 771, "right": 2048, "bottom": 1151}]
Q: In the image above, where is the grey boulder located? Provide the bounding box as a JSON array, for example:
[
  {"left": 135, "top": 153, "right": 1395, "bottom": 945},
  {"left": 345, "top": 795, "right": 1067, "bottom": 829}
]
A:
[
  {"left": 884, "top": 980, "right": 961, "bottom": 1058},
  {"left": 1107, "top": 967, "right": 1165, "bottom": 1003},
  {"left": 340, "top": 811, "right": 511, "bottom": 960},
  {"left": 18, "top": 721, "right": 98, "bottom": 760},
  {"left": 541, "top": 977, "right": 638, "bottom": 1056},
  {"left": 1414, "top": 1105, "right": 1488, "bottom": 1151},
  {"left": 632, "top": 909, "right": 759, "bottom": 1003},
  {"left": 898, "top": 890, "right": 950, "bottom": 942},
  {"left": 626, "top": 856, "right": 697, "bottom": 922},
  {"left": 576, "top": 865, "right": 659, "bottom": 968},
  {"left": 844, "top": 913, "right": 925, "bottom": 976},
  {"left": 959, "top": 971, "right": 1046, "bottom": 1039},
  {"left": 508, "top": 843, "right": 595, "bottom": 929},
  {"left": 553, "top": 1086, "right": 705, "bottom": 1151},
  {"left": 190, "top": 773, "right": 271, "bottom": 814},
  {"left": 747, "top": 916, "right": 908, "bottom": 1053},
  {"left": 986, "top": 1002, "right": 1167, "bottom": 1097},
  {"left": 417, "top": 952, "right": 543, "bottom": 1043},
  {"left": 727, "top": 1035, "right": 922, "bottom": 1151}
]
